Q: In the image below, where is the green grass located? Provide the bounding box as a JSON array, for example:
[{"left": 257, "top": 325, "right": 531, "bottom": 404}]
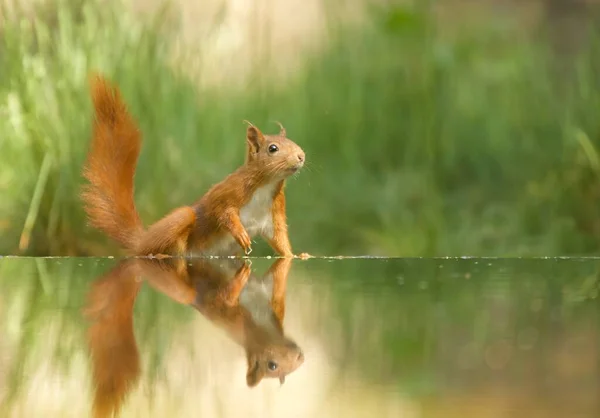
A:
[{"left": 2, "top": 0, "right": 600, "bottom": 256}]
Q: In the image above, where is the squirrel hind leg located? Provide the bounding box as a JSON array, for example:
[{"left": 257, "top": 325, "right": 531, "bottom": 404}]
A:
[{"left": 135, "top": 206, "right": 196, "bottom": 256}]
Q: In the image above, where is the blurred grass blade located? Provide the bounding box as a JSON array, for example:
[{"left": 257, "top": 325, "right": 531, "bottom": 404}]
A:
[
  {"left": 575, "top": 128, "right": 600, "bottom": 173},
  {"left": 19, "top": 153, "right": 53, "bottom": 252}
]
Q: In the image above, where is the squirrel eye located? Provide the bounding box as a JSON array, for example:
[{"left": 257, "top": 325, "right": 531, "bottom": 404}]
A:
[
  {"left": 267, "top": 361, "right": 278, "bottom": 371},
  {"left": 268, "top": 144, "right": 279, "bottom": 154}
]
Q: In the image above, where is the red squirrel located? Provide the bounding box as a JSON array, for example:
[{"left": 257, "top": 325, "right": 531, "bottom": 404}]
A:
[
  {"left": 84, "top": 257, "right": 304, "bottom": 418},
  {"left": 141, "top": 257, "right": 304, "bottom": 386},
  {"left": 81, "top": 74, "right": 309, "bottom": 258}
]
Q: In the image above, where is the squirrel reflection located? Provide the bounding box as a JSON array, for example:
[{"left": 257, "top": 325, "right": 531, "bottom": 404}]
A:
[{"left": 83, "top": 257, "right": 304, "bottom": 418}]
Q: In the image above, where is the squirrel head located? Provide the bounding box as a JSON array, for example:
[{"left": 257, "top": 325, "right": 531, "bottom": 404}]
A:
[
  {"left": 243, "top": 121, "right": 305, "bottom": 180},
  {"left": 245, "top": 338, "right": 305, "bottom": 387}
]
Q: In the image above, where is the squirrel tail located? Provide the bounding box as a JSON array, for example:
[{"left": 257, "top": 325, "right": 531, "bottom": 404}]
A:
[
  {"left": 81, "top": 74, "right": 145, "bottom": 251},
  {"left": 84, "top": 260, "right": 142, "bottom": 418}
]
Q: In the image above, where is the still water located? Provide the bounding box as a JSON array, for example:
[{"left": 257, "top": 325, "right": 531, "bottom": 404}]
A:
[{"left": 1, "top": 256, "right": 600, "bottom": 418}]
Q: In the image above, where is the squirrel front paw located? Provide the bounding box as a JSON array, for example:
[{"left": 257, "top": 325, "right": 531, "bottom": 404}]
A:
[
  {"left": 235, "top": 230, "right": 252, "bottom": 255},
  {"left": 148, "top": 253, "right": 171, "bottom": 259}
]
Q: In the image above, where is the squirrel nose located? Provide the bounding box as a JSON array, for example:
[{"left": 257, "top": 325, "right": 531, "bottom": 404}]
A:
[{"left": 297, "top": 152, "right": 305, "bottom": 163}]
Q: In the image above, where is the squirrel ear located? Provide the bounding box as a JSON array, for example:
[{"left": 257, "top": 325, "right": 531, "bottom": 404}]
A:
[
  {"left": 244, "top": 121, "right": 264, "bottom": 153},
  {"left": 246, "top": 359, "right": 265, "bottom": 388}
]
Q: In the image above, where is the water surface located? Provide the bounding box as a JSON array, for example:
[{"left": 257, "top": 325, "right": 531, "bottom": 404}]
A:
[{"left": 1, "top": 256, "right": 599, "bottom": 418}]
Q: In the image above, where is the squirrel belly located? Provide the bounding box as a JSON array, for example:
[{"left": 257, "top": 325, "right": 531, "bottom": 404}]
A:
[
  {"left": 187, "top": 182, "right": 279, "bottom": 256},
  {"left": 81, "top": 73, "right": 306, "bottom": 258}
]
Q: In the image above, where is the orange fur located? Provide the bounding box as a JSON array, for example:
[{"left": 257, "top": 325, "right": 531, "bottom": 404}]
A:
[
  {"left": 81, "top": 73, "right": 307, "bottom": 257},
  {"left": 266, "top": 181, "right": 293, "bottom": 257},
  {"left": 83, "top": 257, "right": 303, "bottom": 417},
  {"left": 83, "top": 260, "right": 142, "bottom": 418},
  {"left": 135, "top": 206, "right": 196, "bottom": 256},
  {"left": 179, "top": 257, "right": 303, "bottom": 387},
  {"left": 81, "top": 75, "right": 144, "bottom": 250}
]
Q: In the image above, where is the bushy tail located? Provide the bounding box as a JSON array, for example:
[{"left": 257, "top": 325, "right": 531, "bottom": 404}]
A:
[
  {"left": 81, "top": 74, "right": 144, "bottom": 250},
  {"left": 84, "top": 260, "right": 142, "bottom": 418}
]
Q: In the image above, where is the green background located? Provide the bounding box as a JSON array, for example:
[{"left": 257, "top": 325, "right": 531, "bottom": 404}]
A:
[{"left": 2, "top": 0, "right": 600, "bottom": 257}]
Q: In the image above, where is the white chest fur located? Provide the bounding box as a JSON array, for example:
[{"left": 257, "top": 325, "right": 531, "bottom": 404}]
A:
[
  {"left": 207, "top": 261, "right": 279, "bottom": 333},
  {"left": 239, "top": 274, "right": 278, "bottom": 332},
  {"left": 239, "top": 183, "right": 276, "bottom": 238},
  {"left": 191, "top": 183, "right": 277, "bottom": 256}
]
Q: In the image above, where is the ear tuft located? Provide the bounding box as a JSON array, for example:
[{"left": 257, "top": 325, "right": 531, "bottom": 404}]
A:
[
  {"left": 244, "top": 121, "right": 264, "bottom": 153},
  {"left": 242, "top": 119, "right": 256, "bottom": 129},
  {"left": 275, "top": 121, "right": 286, "bottom": 137}
]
